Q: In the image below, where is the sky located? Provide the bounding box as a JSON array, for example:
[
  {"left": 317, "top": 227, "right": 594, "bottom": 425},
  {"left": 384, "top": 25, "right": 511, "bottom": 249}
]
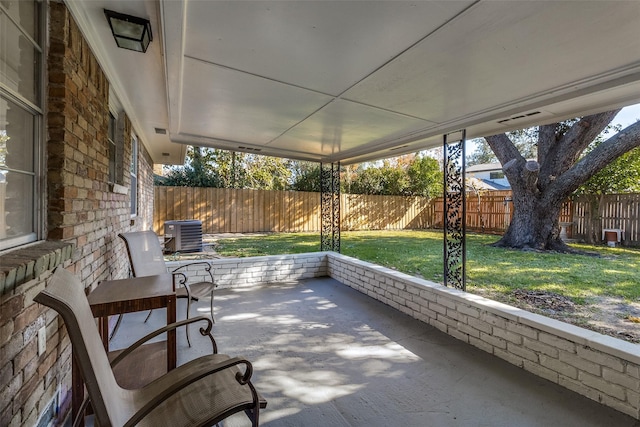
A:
[
  {"left": 613, "top": 102, "right": 640, "bottom": 127},
  {"left": 463, "top": 102, "right": 640, "bottom": 158}
]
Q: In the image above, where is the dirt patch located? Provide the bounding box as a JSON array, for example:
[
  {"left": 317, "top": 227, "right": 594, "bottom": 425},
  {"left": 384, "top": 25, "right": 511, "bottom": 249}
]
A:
[{"left": 509, "top": 290, "right": 640, "bottom": 344}]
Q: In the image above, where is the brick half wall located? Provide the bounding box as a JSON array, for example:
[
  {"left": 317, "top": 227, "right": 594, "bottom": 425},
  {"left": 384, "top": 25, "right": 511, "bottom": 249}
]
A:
[{"left": 326, "top": 252, "right": 640, "bottom": 419}]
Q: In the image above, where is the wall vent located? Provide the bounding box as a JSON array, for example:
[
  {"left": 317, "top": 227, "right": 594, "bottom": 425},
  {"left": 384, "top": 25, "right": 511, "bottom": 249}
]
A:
[{"left": 497, "top": 111, "right": 541, "bottom": 124}]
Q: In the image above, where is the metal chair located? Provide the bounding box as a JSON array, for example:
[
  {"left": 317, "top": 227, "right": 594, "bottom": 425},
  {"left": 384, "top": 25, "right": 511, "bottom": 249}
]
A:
[
  {"left": 35, "top": 267, "right": 264, "bottom": 427},
  {"left": 119, "top": 230, "right": 217, "bottom": 346}
]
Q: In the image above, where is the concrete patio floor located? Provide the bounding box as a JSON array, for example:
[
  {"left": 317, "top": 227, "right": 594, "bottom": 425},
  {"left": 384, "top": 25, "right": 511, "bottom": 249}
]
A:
[{"left": 108, "top": 277, "right": 639, "bottom": 427}]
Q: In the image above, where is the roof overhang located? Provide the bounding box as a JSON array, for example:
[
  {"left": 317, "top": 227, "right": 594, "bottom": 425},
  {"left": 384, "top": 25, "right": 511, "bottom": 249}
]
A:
[{"left": 66, "top": 0, "right": 640, "bottom": 165}]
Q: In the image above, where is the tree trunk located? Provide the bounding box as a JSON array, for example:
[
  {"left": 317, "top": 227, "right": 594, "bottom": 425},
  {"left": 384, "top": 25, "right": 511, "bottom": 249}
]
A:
[{"left": 494, "top": 189, "right": 567, "bottom": 251}]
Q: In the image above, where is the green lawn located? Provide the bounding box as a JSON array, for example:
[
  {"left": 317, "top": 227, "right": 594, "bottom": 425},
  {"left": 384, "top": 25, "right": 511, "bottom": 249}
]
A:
[{"left": 214, "top": 230, "right": 640, "bottom": 304}]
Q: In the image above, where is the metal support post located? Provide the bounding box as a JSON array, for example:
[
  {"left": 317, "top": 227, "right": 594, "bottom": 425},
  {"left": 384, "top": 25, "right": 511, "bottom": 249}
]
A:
[
  {"left": 320, "top": 162, "right": 341, "bottom": 252},
  {"left": 443, "top": 130, "right": 467, "bottom": 290}
]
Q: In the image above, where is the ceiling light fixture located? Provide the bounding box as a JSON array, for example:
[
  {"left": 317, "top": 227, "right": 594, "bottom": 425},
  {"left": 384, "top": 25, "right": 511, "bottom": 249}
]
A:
[{"left": 104, "top": 9, "right": 153, "bottom": 53}]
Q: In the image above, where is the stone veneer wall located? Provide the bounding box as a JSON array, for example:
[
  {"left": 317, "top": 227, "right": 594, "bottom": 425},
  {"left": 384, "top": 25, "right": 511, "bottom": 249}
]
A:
[
  {"left": 326, "top": 252, "right": 640, "bottom": 420},
  {"left": 0, "top": 2, "right": 155, "bottom": 426}
]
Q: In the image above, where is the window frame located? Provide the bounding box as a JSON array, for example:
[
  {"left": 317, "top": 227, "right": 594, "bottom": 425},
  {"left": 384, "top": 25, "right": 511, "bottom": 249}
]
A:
[
  {"left": 0, "top": 0, "right": 45, "bottom": 251},
  {"left": 130, "top": 133, "right": 138, "bottom": 217}
]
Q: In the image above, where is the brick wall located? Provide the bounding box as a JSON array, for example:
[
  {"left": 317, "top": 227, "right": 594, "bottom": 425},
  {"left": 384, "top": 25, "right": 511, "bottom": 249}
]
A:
[
  {"left": 326, "top": 252, "right": 640, "bottom": 420},
  {"left": 166, "top": 252, "right": 328, "bottom": 288},
  {"left": 0, "top": 2, "right": 155, "bottom": 425}
]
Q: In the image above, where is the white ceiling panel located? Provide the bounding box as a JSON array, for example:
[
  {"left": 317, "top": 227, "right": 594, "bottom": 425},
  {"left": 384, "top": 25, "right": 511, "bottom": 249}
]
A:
[
  {"left": 178, "top": 57, "right": 334, "bottom": 145},
  {"left": 344, "top": 1, "right": 640, "bottom": 124},
  {"left": 183, "top": 1, "right": 474, "bottom": 96},
  {"left": 269, "top": 99, "right": 436, "bottom": 159}
]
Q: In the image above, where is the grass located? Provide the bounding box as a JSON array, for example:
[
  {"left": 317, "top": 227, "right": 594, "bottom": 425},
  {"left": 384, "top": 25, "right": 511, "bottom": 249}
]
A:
[{"left": 215, "top": 230, "right": 640, "bottom": 304}]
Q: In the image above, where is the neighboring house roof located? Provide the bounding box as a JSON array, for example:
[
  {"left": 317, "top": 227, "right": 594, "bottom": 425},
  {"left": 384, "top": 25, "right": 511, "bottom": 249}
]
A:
[
  {"left": 466, "top": 177, "right": 510, "bottom": 191},
  {"left": 467, "top": 163, "right": 503, "bottom": 173}
]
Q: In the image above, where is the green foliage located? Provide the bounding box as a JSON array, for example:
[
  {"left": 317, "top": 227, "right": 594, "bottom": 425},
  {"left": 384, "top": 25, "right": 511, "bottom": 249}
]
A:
[
  {"left": 289, "top": 161, "right": 321, "bottom": 192},
  {"left": 158, "top": 147, "right": 442, "bottom": 197},
  {"left": 157, "top": 147, "right": 291, "bottom": 189},
  {"left": 216, "top": 230, "right": 640, "bottom": 303},
  {"left": 576, "top": 124, "right": 640, "bottom": 196},
  {"left": 468, "top": 129, "right": 538, "bottom": 166},
  {"left": 406, "top": 156, "right": 443, "bottom": 198},
  {"left": 159, "top": 147, "right": 220, "bottom": 187}
]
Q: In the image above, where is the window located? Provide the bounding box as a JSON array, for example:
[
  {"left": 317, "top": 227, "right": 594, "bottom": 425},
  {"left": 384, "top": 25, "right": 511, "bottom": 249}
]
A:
[
  {"left": 0, "top": 0, "right": 43, "bottom": 250},
  {"left": 130, "top": 134, "right": 138, "bottom": 216},
  {"left": 489, "top": 171, "right": 505, "bottom": 180}
]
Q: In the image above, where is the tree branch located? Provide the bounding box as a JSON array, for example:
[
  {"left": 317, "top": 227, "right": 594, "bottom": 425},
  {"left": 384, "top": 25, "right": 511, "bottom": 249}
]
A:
[
  {"left": 537, "top": 123, "right": 557, "bottom": 164},
  {"left": 485, "top": 133, "right": 523, "bottom": 166},
  {"left": 546, "top": 120, "right": 640, "bottom": 202},
  {"left": 554, "top": 110, "right": 621, "bottom": 171}
]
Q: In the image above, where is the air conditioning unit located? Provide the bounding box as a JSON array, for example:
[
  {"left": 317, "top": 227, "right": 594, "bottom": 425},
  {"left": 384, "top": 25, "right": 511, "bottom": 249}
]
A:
[{"left": 164, "top": 220, "right": 203, "bottom": 253}]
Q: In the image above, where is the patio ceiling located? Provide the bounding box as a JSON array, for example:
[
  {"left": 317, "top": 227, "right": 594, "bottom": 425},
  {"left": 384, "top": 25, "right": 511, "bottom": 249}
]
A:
[{"left": 66, "top": 1, "right": 640, "bottom": 165}]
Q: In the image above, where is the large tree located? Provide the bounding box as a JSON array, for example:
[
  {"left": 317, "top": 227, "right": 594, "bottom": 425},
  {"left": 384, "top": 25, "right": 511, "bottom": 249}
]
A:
[{"left": 485, "top": 110, "right": 640, "bottom": 251}]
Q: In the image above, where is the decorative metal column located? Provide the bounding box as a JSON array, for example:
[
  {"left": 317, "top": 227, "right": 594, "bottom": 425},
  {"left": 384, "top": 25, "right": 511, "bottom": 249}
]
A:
[
  {"left": 443, "top": 130, "right": 467, "bottom": 290},
  {"left": 320, "top": 162, "right": 341, "bottom": 252}
]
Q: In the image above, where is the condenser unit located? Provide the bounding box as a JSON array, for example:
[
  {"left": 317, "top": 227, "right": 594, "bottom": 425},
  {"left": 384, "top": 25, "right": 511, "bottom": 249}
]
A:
[{"left": 164, "top": 220, "right": 202, "bottom": 253}]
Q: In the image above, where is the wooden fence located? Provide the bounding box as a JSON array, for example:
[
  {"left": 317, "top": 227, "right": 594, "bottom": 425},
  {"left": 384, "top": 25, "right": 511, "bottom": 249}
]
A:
[{"left": 154, "top": 187, "right": 640, "bottom": 245}]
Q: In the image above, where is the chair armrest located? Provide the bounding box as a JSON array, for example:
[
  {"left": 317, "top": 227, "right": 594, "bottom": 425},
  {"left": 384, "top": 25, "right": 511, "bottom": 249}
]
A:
[
  {"left": 125, "top": 357, "right": 258, "bottom": 427},
  {"left": 171, "top": 261, "right": 212, "bottom": 274},
  {"left": 110, "top": 316, "right": 217, "bottom": 368}
]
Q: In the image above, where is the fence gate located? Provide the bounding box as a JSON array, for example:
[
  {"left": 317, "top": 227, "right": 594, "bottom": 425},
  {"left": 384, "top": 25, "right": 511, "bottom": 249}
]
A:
[{"left": 443, "top": 130, "right": 467, "bottom": 290}]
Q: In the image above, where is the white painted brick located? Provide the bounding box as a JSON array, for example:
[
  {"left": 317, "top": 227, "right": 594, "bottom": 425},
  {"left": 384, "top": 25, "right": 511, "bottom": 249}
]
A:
[
  {"left": 436, "top": 295, "right": 456, "bottom": 310},
  {"left": 437, "top": 314, "right": 457, "bottom": 328},
  {"left": 539, "top": 332, "right": 576, "bottom": 353},
  {"left": 480, "top": 331, "right": 507, "bottom": 350},
  {"left": 523, "top": 360, "right": 559, "bottom": 384},
  {"left": 466, "top": 317, "right": 492, "bottom": 334},
  {"left": 430, "top": 318, "right": 448, "bottom": 333},
  {"left": 419, "top": 289, "right": 437, "bottom": 303},
  {"left": 494, "top": 347, "right": 524, "bottom": 368},
  {"left": 558, "top": 375, "right": 601, "bottom": 402},
  {"left": 457, "top": 322, "right": 481, "bottom": 339},
  {"left": 602, "top": 367, "right": 640, "bottom": 390},
  {"left": 539, "top": 354, "right": 578, "bottom": 379},
  {"left": 522, "top": 337, "right": 559, "bottom": 358},
  {"left": 492, "top": 327, "right": 523, "bottom": 345},
  {"left": 480, "top": 312, "right": 507, "bottom": 329},
  {"left": 448, "top": 328, "right": 470, "bottom": 343},
  {"left": 406, "top": 300, "right": 421, "bottom": 312},
  {"left": 468, "top": 335, "right": 494, "bottom": 354},
  {"left": 456, "top": 304, "right": 480, "bottom": 318},
  {"left": 428, "top": 302, "right": 447, "bottom": 315},
  {"left": 577, "top": 346, "right": 625, "bottom": 372},
  {"left": 507, "top": 342, "right": 538, "bottom": 362},
  {"left": 628, "top": 363, "right": 640, "bottom": 380},
  {"left": 600, "top": 394, "right": 639, "bottom": 419},
  {"left": 419, "top": 306, "right": 438, "bottom": 320},
  {"left": 558, "top": 351, "right": 601, "bottom": 376},
  {"left": 627, "top": 388, "right": 640, "bottom": 414},
  {"left": 579, "top": 371, "right": 626, "bottom": 401},
  {"left": 446, "top": 309, "right": 466, "bottom": 323}
]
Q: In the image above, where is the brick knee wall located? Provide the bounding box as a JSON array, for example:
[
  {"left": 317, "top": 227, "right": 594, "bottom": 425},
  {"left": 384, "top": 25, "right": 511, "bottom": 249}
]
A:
[{"left": 326, "top": 252, "right": 640, "bottom": 420}]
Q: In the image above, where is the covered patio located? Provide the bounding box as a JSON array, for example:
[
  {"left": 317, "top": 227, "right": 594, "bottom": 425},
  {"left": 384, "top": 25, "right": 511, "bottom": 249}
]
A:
[{"left": 109, "top": 272, "right": 637, "bottom": 426}]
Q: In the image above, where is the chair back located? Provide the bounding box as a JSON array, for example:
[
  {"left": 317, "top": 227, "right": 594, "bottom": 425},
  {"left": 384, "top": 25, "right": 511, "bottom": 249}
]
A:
[
  {"left": 119, "top": 230, "right": 168, "bottom": 277},
  {"left": 34, "top": 268, "right": 126, "bottom": 426}
]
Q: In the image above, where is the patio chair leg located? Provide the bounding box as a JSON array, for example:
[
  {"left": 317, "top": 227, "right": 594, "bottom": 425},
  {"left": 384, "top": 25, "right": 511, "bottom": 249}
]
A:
[
  {"left": 109, "top": 313, "right": 123, "bottom": 342},
  {"left": 186, "top": 297, "right": 192, "bottom": 347},
  {"left": 210, "top": 291, "right": 215, "bottom": 324}
]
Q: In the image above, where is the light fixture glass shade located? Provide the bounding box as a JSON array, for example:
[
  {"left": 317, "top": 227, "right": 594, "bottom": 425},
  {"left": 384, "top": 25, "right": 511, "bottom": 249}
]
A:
[{"left": 104, "top": 9, "right": 153, "bottom": 53}]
